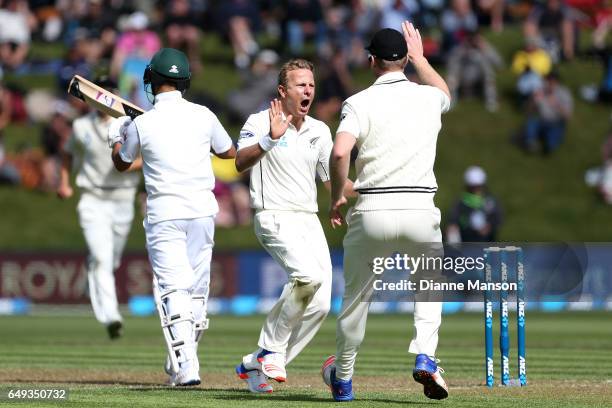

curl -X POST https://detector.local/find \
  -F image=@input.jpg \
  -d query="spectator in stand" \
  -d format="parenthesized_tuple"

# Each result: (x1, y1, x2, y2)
(110, 11, 161, 109)
(524, 0, 576, 62)
(28, 1, 62, 42)
(214, 0, 261, 69)
(321, 1, 355, 58)
(0, 78, 10, 134)
(315, 45, 354, 122)
(39, 101, 73, 192)
(0, 77, 19, 185)
(416, 0, 445, 31)
(75, 0, 119, 63)
(161, 0, 204, 73)
(56, 0, 89, 45)
(380, 0, 420, 31)
(440, 0, 479, 56)
(227, 49, 279, 124)
(0, 0, 36, 70)
(446, 166, 502, 243)
(472, 0, 505, 32)
(512, 36, 552, 102)
(57, 33, 93, 92)
(522, 70, 573, 154)
(581, 8, 612, 103)
(282, 0, 328, 57)
(350, 1, 384, 42)
(446, 29, 503, 111)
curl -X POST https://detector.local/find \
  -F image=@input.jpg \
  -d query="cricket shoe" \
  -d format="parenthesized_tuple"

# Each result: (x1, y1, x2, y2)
(106, 321, 122, 340)
(242, 349, 262, 371)
(321, 355, 353, 402)
(412, 354, 448, 400)
(257, 349, 286, 382)
(235, 363, 273, 393)
(169, 359, 201, 387)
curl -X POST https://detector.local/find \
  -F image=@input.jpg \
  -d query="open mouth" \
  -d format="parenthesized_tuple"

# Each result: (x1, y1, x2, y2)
(300, 99, 310, 109)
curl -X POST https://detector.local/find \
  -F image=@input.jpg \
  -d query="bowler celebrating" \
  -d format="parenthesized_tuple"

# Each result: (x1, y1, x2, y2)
(234, 59, 354, 393)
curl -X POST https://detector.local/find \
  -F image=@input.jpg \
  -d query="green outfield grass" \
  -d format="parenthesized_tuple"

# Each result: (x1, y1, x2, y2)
(0, 312, 610, 407)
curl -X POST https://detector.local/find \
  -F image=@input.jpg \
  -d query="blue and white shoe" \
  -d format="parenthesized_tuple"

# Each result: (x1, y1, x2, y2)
(235, 363, 273, 393)
(321, 355, 353, 402)
(412, 354, 448, 400)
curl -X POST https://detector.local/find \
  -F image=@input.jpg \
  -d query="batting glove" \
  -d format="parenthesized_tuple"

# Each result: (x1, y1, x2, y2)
(108, 116, 132, 148)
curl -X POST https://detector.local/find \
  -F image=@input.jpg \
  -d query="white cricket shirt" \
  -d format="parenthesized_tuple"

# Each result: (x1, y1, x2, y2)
(120, 91, 233, 224)
(67, 112, 139, 200)
(238, 110, 333, 212)
(337, 71, 450, 210)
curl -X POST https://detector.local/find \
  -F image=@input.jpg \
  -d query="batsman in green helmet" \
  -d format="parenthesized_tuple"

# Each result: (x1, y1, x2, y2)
(142, 47, 192, 103)
(109, 47, 237, 386)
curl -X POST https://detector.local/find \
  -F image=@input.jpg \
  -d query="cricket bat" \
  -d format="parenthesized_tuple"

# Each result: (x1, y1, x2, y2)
(67, 75, 144, 119)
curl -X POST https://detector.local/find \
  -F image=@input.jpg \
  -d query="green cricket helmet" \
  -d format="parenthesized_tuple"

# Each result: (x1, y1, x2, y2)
(143, 48, 191, 93)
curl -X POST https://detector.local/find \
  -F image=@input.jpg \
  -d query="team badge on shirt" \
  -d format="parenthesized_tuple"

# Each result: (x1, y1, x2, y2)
(239, 130, 255, 140)
(309, 137, 319, 149)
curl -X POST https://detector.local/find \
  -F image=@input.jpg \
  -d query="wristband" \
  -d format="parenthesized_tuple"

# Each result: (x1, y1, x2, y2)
(258, 134, 279, 151)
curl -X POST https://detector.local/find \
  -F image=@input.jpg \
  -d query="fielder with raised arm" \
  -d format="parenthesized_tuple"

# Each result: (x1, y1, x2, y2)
(234, 59, 354, 394)
(57, 77, 142, 340)
(109, 48, 236, 386)
(322, 23, 451, 401)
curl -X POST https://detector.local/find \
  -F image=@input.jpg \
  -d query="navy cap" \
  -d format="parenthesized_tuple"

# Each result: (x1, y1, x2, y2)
(365, 28, 408, 61)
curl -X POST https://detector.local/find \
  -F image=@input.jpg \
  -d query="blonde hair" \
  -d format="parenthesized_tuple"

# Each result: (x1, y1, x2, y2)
(278, 58, 315, 88)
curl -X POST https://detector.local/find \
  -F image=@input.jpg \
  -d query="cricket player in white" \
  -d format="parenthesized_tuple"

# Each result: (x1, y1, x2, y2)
(234, 59, 354, 394)
(57, 77, 141, 340)
(109, 48, 236, 386)
(322, 23, 451, 401)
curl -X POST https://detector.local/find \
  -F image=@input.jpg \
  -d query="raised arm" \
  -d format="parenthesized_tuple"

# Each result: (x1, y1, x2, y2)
(402, 21, 451, 100)
(235, 99, 291, 172)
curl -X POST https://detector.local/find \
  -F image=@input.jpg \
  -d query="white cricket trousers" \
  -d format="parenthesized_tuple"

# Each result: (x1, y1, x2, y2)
(255, 210, 332, 363)
(145, 216, 214, 362)
(77, 192, 135, 325)
(335, 207, 443, 381)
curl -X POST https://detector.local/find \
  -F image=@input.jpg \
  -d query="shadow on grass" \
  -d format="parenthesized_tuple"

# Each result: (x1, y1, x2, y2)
(129, 388, 437, 404)
(6, 380, 162, 387)
(210, 391, 435, 405)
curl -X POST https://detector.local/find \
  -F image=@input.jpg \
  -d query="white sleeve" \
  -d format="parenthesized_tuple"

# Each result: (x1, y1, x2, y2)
(336, 102, 360, 139)
(119, 121, 140, 163)
(210, 113, 234, 154)
(316, 126, 333, 182)
(432, 87, 451, 114)
(237, 114, 264, 150)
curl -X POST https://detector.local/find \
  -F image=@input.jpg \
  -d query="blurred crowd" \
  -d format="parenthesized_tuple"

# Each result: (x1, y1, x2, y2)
(0, 0, 611, 228)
